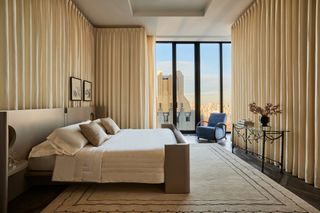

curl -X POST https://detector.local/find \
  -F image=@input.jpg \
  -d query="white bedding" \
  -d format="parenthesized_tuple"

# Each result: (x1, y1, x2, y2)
(52, 128, 177, 183)
(29, 140, 62, 158)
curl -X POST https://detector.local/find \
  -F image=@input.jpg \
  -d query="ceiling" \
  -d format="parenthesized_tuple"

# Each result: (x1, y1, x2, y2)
(73, 0, 253, 41)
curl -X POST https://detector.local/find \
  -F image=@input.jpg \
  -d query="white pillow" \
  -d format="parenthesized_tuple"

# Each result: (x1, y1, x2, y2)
(29, 140, 63, 158)
(47, 120, 90, 156)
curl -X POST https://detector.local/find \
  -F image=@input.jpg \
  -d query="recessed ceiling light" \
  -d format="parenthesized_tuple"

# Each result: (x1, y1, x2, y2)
(129, 0, 212, 17)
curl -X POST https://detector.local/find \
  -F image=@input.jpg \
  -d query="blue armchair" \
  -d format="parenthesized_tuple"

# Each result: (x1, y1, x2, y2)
(196, 113, 227, 141)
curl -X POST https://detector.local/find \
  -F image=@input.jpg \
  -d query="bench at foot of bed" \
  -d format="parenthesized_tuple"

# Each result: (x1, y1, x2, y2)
(165, 144, 190, 193)
(162, 124, 190, 194)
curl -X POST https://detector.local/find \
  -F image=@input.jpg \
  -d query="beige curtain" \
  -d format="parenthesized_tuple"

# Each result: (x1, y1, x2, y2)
(0, 0, 95, 110)
(95, 28, 149, 129)
(147, 36, 156, 128)
(232, 0, 320, 188)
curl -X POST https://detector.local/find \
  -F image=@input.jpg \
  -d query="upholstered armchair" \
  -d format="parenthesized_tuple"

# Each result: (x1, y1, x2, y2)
(196, 113, 227, 141)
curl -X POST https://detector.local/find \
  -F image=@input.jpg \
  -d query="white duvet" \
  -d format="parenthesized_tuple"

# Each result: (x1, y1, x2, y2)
(51, 128, 177, 183)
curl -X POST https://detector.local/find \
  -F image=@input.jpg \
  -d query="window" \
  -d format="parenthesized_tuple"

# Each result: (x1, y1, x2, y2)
(156, 43, 173, 127)
(185, 112, 191, 122)
(156, 42, 232, 132)
(200, 43, 220, 122)
(163, 112, 169, 122)
(176, 44, 195, 131)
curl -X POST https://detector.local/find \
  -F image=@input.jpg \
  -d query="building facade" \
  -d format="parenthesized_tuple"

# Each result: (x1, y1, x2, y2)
(156, 70, 195, 130)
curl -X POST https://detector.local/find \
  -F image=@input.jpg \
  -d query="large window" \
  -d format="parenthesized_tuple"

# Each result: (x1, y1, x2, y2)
(176, 44, 195, 131)
(156, 43, 173, 127)
(156, 42, 232, 132)
(200, 44, 220, 122)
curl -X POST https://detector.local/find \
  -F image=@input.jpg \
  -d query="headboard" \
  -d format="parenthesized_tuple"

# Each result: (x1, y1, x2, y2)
(65, 107, 95, 125)
(95, 106, 106, 119)
(0, 108, 65, 212)
(0, 106, 97, 212)
(1, 106, 96, 161)
(7, 108, 65, 160)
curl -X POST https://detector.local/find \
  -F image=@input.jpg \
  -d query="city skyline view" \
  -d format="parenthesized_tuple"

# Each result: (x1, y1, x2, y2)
(156, 43, 232, 105)
(155, 43, 232, 131)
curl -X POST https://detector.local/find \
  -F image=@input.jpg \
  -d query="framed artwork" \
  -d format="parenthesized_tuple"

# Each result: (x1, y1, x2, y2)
(70, 77, 82, 101)
(83, 80, 92, 101)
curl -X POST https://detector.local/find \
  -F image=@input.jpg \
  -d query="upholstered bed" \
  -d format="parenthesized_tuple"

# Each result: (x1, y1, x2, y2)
(0, 107, 189, 211)
(28, 155, 56, 171)
(29, 128, 177, 184)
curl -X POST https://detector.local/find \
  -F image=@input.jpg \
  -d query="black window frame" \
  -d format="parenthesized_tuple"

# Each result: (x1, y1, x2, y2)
(156, 41, 231, 134)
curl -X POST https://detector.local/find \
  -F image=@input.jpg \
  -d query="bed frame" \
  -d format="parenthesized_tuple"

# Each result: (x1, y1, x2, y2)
(0, 107, 190, 212)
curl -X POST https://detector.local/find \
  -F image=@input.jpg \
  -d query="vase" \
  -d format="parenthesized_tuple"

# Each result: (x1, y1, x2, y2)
(260, 116, 270, 127)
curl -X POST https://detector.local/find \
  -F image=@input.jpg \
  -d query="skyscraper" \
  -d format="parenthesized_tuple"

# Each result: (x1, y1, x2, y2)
(157, 70, 195, 130)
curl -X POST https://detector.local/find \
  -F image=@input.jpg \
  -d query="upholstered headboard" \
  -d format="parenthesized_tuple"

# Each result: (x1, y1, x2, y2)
(3, 107, 96, 161)
(7, 108, 65, 160)
(95, 106, 106, 119)
(0, 107, 97, 211)
(65, 107, 95, 125)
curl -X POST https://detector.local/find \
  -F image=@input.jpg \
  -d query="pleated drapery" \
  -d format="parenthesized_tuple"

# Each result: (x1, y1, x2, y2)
(95, 28, 150, 129)
(232, 0, 320, 188)
(147, 36, 156, 129)
(0, 0, 95, 110)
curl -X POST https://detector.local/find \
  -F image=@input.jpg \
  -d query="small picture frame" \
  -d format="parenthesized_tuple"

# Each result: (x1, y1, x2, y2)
(83, 80, 92, 101)
(70, 77, 82, 101)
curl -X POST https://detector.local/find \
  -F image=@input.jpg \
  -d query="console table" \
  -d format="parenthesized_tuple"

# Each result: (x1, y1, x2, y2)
(231, 122, 289, 173)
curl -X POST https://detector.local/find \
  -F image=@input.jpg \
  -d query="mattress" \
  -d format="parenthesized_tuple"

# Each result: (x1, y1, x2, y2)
(28, 155, 56, 171)
(53, 128, 177, 183)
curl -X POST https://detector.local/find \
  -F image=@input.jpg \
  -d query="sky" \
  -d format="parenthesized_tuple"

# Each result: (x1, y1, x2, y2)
(156, 43, 232, 105)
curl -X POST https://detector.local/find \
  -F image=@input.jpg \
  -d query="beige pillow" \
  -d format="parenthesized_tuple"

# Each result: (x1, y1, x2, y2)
(80, 122, 111, 146)
(173, 128, 188, 144)
(100, 117, 120, 135)
(93, 119, 106, 131)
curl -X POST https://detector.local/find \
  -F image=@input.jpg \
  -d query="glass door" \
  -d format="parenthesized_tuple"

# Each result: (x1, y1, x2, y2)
(200, 44, 220, 122)
(156, 42, 232, 133)
(156, 43, 173, 128)
(176, 44, 196, 131)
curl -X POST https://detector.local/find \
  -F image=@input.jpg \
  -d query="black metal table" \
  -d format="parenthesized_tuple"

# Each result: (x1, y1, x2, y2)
(231, 123, 289, 173)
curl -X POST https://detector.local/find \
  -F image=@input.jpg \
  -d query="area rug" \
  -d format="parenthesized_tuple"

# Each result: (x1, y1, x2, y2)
(42, 144, 319, 213)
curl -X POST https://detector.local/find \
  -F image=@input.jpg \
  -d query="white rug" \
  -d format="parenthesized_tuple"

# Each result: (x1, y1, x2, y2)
(42, 144, 319, 213)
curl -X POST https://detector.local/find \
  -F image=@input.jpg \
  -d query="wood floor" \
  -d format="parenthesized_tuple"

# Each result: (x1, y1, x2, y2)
(8, 134, 320, 213)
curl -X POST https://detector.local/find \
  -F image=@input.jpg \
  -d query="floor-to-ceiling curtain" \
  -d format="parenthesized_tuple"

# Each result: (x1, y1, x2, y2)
(147, 36, 156, 128)
(0, 0, 95, 110)
(95, 28, 149, 129)
(232, 0, 320, 188)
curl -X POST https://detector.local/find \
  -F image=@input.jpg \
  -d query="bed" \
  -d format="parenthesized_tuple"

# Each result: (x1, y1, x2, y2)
(0, 106, 189, 211)
(29, 128, 178, 184)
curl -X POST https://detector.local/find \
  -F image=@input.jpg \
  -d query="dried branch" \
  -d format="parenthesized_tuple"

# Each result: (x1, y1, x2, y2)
(249, 102, 282, 116)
